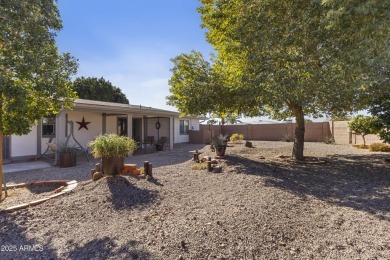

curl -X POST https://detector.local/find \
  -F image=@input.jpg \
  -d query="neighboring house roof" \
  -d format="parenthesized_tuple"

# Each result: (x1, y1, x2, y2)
(72, 99, 180, 117)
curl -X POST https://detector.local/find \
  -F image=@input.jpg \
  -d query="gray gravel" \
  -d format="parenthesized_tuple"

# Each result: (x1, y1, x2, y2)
(0, 141, 389, 259)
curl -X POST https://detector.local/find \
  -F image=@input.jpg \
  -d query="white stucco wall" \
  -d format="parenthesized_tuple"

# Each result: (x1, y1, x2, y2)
(11, 126, 37, 157)
(60, 110, 103, 149)
(105, 116, 117, 135)
(174, 118, 199, 143)
(146, 117, 170, 143)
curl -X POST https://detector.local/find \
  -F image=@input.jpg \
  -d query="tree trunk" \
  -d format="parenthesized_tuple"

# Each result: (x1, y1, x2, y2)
(292, 106, 305, 160)
(0, 132, 3, 199)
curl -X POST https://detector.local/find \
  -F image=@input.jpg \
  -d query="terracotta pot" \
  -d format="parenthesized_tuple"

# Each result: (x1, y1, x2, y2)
(59, 152, 76, 168)
(155, 144, 164, 151)
(215, 145, 226, 157)
(102, 157, 124, 175)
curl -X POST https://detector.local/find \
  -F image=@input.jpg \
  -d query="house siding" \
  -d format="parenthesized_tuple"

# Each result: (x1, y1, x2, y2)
(11, 126, 37, 158)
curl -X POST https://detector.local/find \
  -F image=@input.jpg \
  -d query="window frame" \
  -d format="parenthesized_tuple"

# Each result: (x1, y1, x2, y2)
(179, 120, 189, 135)
(42, 116, 56, 138)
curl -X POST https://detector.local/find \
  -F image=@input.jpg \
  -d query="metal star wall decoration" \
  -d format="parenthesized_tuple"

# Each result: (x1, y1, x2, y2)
(76, 117, 91, 130)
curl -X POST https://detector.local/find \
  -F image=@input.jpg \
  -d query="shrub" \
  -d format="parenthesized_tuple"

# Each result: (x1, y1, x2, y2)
(230, 133, 244, 144)
(348, 115, 382, 146)
(369, 143, 390, 152)
(88, 134, 137, 158)
(323, 135, 335, 144)
(281, 133, 294, 142)
(378, 130, 390, 144)
(210, 134, 228, 147)
(191, 162, 208, 170)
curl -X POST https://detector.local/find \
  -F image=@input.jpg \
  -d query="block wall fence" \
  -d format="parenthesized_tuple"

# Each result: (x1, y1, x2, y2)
(188, 121, 381, 145)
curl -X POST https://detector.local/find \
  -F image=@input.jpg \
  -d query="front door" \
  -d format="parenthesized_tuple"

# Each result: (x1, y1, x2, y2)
(132, 118, 142, 144)
(117, 118, 128, 136)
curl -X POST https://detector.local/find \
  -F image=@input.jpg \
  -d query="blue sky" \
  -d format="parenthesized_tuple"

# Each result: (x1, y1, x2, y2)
(56, 0, 213, 111)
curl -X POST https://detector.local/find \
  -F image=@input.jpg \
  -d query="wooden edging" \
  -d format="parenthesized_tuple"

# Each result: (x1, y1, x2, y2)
(1, 180, 78, 213)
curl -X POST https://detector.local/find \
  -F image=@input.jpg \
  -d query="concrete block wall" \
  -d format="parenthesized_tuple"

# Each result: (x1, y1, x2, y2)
(189, 121, 381, 145)
(330, 121, 381, 145)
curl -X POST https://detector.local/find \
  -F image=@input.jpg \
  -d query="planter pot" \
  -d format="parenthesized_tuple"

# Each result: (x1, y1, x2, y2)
(59, 152, 76, 168)
(155, 144, 164, 151)
(215, 145, 227, 157)
(102, 157, 124, 176)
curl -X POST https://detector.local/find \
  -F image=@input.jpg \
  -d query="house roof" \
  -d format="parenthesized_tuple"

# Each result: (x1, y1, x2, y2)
(72, 99, 180, 117)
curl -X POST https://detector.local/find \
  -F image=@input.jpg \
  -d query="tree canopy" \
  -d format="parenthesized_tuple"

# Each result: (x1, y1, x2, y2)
(73, 77, 129, 104)
(167, 51, 238, 125)
(348, 115, 382, 146)
(369, 92, 390, 143)
(195, 0, 389, 159)
(0, 0, 78, 198)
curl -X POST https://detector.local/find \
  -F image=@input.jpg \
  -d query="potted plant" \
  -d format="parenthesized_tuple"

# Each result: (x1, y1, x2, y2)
(88, 134, 137, 176)
(155, 137, 167, 151)
(58, 145, 77, 168)
(211, 134, 228, 157)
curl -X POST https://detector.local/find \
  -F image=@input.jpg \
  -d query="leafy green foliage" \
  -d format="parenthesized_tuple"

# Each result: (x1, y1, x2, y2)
(230, 133, 244, 144)
(167, 51, 239, 123)
(210, 134, 228, 147)
(73, 77, 129, 104)
(323, 135, 335, 144)
(0, 0, 78, 197)
(369, 93, 390, 143)
(348, 116, 382, 146)
(196, 0, 389, 159)
(0, 1, 78, 136)
(88, 134, 137, 158)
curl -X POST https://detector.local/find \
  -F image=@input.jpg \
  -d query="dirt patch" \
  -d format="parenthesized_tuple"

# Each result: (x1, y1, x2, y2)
(1, 183, 63, 209)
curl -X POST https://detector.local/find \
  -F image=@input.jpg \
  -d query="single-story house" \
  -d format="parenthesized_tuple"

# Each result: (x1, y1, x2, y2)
(3, 99, 199, 162)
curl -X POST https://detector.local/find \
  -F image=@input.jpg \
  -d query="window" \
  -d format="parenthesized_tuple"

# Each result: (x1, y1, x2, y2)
(179, 120, 189, 135)
(42, 117, 55, 138)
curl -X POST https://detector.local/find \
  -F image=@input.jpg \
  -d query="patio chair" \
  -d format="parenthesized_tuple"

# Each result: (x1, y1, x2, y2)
(160, 136, 169, 151)
(144, 136, 155, 152)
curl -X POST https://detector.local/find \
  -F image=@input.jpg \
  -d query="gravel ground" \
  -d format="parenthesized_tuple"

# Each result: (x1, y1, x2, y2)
(0, 141, 389, 259)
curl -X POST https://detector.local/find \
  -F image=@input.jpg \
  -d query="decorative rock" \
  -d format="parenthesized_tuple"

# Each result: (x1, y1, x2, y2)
(93, 172, 103, 181)
(122, 164, 137, 174)
(212, 166, 223, 173)
(245, 141, 252, 148)
(202, 156, 211, 162)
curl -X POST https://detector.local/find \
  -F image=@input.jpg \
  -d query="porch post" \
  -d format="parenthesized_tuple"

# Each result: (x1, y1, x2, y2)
(169, 117, 174, 151)
(102, 113, 106, 134)
(127, 114, 133, 138)
(37, 119, 42, 157)
(142, 116, 147, 149)
(55, 113, 61, 165)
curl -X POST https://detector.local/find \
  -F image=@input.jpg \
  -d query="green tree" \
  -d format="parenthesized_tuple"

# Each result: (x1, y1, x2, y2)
(369, 92, 390, 143)
(0, 0, 78, 198)
(167, 51, 244, 126)
(348, 116, 382, 146)
(73, 77, 129, 104)
(198, 0, 389, 160)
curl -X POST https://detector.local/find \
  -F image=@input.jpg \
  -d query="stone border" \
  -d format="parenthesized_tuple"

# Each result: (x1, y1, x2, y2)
(1, 180, 78, 212)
